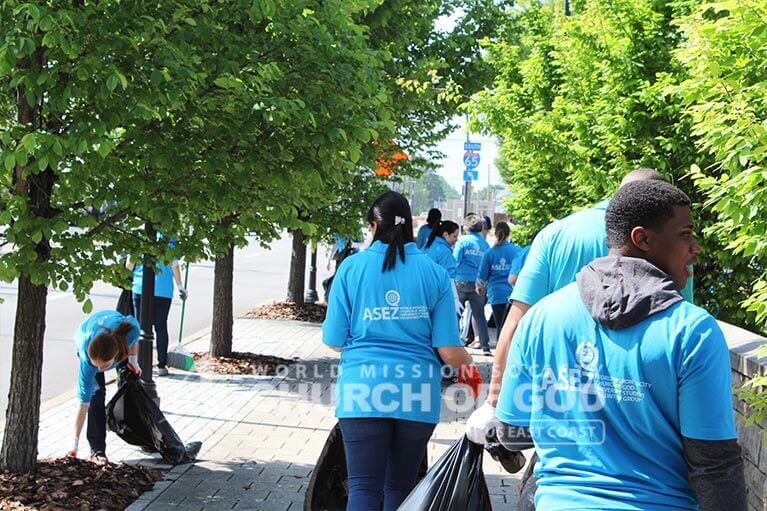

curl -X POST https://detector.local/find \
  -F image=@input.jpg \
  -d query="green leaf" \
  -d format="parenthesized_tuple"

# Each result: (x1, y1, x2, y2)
(4, 153, 15, 171)
(82, 298, 93, 314)
(107, 74, 119, 92)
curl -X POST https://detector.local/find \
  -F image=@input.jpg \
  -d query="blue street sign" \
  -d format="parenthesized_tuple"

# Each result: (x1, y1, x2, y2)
(463, 169, 479, 181)
(464, 141, 481, 151)
(463, 151, 480, 169)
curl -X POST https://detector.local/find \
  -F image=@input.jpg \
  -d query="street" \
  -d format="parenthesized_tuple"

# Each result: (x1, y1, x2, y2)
(0, 234, 333, 413)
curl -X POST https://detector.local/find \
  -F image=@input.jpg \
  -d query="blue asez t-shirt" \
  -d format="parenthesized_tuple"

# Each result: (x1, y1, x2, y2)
(496, 283, 736, 511)
(322, 241, 462, 424)
(453, 232, 490, 282)
(75, 310, 140, 403)
(510, 201, 609, 307)
(477, 241, 520, 305)
(426, 236, 457, 279)
(416, 225, 431, 250)
(132, 262, 175, 299)
(510, 245, 530, 277)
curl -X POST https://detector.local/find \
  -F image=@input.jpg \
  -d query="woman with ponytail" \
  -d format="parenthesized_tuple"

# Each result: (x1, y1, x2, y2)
(322, 191, 474, 511)
(477, 222, 520, 340)
(416, 208, 441, 249)
(425, 220, 460, 279)
(67, 310, 141, 462)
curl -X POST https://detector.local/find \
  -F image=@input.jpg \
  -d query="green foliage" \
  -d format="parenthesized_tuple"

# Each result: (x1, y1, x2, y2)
(672, 0, 767, 425)
(468, 0, 759, 329)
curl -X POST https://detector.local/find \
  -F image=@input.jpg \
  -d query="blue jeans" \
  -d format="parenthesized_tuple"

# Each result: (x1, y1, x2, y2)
(339, 418, 435, 511)
(456, 280, 490, 348)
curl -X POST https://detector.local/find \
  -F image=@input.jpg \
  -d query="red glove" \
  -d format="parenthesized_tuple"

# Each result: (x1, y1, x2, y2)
(457, 364, 483, 399)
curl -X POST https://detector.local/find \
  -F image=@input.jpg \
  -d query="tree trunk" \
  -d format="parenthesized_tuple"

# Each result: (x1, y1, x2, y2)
(1, 278, 48, 472)
(210, 243, 235, 357)
(1, 47, 54, 473)
(287, 229, 306, 303)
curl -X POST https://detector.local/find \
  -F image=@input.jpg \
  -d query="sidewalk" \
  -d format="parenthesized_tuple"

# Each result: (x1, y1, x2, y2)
(33, 318, 526, 510)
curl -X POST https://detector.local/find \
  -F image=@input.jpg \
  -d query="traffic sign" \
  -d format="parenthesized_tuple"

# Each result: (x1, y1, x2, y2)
(464, 141, 481, 151)
(463, 169, 479, 181)
(463, 151, 480, 169)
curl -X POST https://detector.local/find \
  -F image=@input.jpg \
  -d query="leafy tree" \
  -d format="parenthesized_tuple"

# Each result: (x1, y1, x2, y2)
(672, 0, 767, 422)
(468, 0, 758, 328)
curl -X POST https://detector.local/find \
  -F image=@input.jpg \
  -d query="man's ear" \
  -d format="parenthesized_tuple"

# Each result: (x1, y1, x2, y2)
(629, 226, 651, 252)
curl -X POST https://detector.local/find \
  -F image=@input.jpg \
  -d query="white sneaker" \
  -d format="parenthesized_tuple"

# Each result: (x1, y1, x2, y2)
(158, 367, 169, 376)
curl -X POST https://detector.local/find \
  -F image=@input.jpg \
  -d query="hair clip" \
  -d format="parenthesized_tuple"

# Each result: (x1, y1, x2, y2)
(394, 216, 405, 226)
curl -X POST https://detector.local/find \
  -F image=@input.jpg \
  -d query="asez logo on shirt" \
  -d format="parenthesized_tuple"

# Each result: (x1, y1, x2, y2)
(491, 257, 510, 271)
(465, 248, 483, 257)
(576, 341, 599, 371)
(363, 289, 401, 321)
(385, 290, 400, 307)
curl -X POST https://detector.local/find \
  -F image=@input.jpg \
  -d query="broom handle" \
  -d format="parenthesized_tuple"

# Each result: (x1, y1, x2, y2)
(178, 263, 190, 346)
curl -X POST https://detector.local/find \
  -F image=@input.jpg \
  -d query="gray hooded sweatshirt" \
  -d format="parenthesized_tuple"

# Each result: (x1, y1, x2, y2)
(574, 255, 745, 511)
(576, 255, 682, 330)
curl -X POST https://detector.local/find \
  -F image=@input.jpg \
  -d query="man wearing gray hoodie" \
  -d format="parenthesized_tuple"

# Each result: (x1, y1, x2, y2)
(494, 180, 745, 510)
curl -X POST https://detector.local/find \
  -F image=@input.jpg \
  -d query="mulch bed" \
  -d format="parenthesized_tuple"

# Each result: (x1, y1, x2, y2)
(245, 301, 326, 323)
(193, 352, 294, 376)
(0, 457, 162, 510)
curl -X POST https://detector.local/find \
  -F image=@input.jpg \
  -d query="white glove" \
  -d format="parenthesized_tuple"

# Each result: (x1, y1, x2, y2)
(466, 402, 496, 445)
(178, 285, 188, 301)
(66, 437, 79, 458)
(127, 355, 142, 377)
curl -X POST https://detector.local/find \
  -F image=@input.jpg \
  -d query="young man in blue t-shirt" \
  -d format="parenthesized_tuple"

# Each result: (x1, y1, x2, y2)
(493, 180, 745, 511)
(454, 213, 492, 354)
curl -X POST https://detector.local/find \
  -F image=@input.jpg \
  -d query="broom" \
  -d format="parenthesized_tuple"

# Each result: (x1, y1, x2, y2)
(167, 264, 196, 371)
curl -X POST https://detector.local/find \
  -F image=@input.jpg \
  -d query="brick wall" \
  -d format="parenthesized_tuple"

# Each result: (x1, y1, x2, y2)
(721, 321, 767, 511)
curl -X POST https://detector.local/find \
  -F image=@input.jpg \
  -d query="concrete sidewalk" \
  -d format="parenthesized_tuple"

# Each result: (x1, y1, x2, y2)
(32, 318, 525, 511)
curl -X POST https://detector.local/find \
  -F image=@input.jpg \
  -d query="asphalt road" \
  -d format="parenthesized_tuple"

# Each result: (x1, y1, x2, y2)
(0, 234, 334, 413)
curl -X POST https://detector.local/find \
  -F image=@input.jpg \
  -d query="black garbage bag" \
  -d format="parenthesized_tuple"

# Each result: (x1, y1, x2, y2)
(107, 366, 198, 464)
(398, 435, 492, 511)
(116, 288, 134, 316)
(304, 423, 347, 511)
(304, 423, 429, 511)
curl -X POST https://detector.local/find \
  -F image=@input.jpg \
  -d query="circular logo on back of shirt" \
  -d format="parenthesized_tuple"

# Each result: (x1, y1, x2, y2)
(500, 258, 507, 266)
(385, 290, 400, 307)
(575, 341, 599, 371)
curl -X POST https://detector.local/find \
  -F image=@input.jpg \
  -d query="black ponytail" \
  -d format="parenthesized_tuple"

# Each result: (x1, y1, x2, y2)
(426, 208, 441, 229)
(426, 220, 460, 249)
(367, 191, 415, 272)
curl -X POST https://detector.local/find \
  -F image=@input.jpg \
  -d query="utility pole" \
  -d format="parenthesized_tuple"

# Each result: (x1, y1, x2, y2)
(463, 122, 471, 219)
(304, 248, 319, 304)
(139, 222, 159, 405)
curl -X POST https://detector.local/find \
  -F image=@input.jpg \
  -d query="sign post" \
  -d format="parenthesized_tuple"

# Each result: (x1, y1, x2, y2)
(462, 141, 481, 217)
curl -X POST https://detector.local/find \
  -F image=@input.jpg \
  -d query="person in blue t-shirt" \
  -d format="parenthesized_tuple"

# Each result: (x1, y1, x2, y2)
(425, 220, 463, 315)
(67, 310, 141, 462)
(127, 255, 187, 376)
(323, 191, 472, 511)
(454, 213, 492, 354)
(507, 244, 530, 289)
(493, 180, 745, 511)
(416, 208, 441, 249)
(477, 222, 520, 339)
(467, 168, 668, 445)
(424, 220, 460, 279)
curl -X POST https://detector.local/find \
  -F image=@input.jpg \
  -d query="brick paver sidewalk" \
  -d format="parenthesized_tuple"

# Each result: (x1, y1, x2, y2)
(31, 318, 527, 510)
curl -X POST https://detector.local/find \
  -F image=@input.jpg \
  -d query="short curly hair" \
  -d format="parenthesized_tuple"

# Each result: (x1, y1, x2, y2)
(605, 181, 691, 248)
